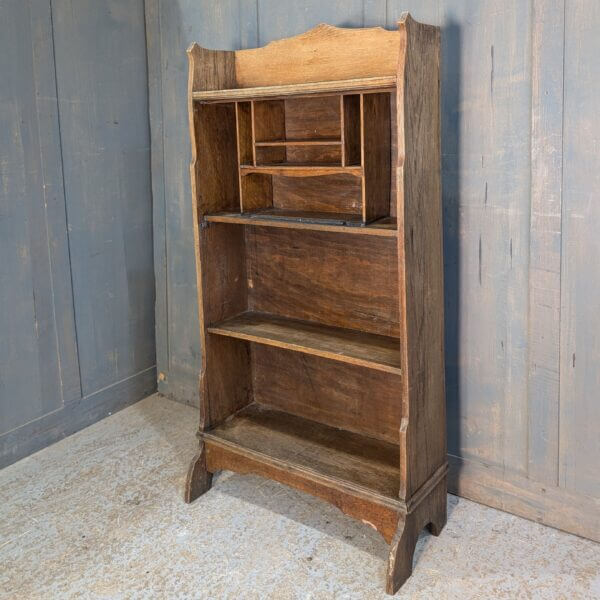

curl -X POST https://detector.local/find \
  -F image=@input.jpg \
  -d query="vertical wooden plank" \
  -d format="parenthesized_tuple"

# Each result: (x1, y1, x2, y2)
(30, 0, 82, 404)
(560, 0, 600, 497)
(396, 14, 445, 498)
(437, 0, 532, 477)
(51, 0, 155, 396)
(0, 0, 62, 432)
(528, 0, 564, 485)
(145, 0, 169, 391)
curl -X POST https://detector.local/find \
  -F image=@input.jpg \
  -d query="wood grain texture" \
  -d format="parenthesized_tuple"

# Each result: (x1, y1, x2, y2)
(252, 345, 401, 443)
(396, 13, 445, 499)
(0, 0, 64, 436)
(246, 226, 400, 337)
(240, 165, 362, 177)
(284, 96, 341, 140)
(204, 403, 401, 499)
(53, 0, 155, 397)
(560, 0, 600, 498)
(149, 0, 600, 545)
(208, 312, 401, 374)
(448, 454, 600, 543)
(235, 24, 400, 87)
(194, 103, 240, 214)
(204, 434, 401, 544)
(197, 224, 251, 429)
(271, 174, 362, 214)
(528, 0, 564, 486)
(204, 211, 396, 236)
(343, 95, 362, 166)
(193, 76, 396, 101)
(1, 0, 155, 468)
(362, 92, 392, 221)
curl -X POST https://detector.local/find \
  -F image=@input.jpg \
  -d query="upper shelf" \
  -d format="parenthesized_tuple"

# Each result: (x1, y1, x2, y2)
(192, 76, 396, 103)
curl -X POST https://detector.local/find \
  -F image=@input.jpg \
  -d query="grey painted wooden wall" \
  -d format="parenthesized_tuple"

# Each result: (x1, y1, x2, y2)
(0, 0, 156, 468)
(146, 0, 600, 541)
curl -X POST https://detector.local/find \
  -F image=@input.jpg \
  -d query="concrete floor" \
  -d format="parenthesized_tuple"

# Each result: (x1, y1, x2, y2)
(1, 394, 598, 599)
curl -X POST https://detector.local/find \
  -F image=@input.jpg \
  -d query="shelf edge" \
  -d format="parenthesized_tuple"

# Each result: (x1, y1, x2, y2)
(193, 75, 397, 102)
(207, 322, 402, 376)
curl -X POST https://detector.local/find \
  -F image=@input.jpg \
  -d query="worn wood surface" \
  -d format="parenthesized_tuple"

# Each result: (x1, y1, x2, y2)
(186, 21, 446, 595)
(204, 428, 401, 544)
(1, 0, 155, 468)
(206, 403, 401, 499)
(204, 210, 396, 236)
(271, 174, 362, 214)
(396, 14, 445, 500)
(362, 92, 391, 221)
(252, 345, 401, 443)
(193, 76, 396, 102)
(246, 227, 399, 337)
(208, 312, 402, 374)
(148, 0, 600, 543)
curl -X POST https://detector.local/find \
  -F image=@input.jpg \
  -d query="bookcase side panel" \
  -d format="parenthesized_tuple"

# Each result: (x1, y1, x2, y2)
(188, 47, 251, 431)
(396, 16, 445, 500)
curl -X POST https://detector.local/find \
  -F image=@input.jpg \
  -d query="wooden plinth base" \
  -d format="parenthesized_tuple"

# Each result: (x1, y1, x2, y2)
(185, 443, 447, 595)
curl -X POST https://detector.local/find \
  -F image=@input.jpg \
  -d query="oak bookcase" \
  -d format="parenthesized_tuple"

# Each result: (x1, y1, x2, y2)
(184, 14, 446, 594)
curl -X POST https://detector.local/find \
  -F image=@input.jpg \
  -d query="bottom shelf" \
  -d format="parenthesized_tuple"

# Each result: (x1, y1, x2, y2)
(203, 403, 400, 501)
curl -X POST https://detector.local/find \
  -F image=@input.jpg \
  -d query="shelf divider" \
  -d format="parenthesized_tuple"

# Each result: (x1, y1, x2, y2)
(240, 164, 362, 177)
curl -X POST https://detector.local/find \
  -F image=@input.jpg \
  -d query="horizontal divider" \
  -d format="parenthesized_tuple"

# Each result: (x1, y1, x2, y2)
(240, 164, 363, 177)
(204, 210, 397, 236)
(192, 76, 396, 102)
(254, 138, 342, 147)
(207, 311, 402, 375)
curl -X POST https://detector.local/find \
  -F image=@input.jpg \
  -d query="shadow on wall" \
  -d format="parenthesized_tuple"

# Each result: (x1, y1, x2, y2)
(441, 19, 461, 477)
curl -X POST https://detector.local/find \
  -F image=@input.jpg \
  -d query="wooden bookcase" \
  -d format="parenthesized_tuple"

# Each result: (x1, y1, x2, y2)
(184, 14, 446, 594)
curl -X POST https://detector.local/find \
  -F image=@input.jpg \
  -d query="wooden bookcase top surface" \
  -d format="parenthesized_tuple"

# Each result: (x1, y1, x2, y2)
(192, 76, 396, 102)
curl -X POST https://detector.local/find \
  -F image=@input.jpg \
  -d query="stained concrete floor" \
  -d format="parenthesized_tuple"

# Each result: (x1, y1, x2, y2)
(1, 394, 598, 599)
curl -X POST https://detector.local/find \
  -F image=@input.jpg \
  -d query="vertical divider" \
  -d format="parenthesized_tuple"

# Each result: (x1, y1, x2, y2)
(340, 95, 346, 166)
(235, 102, 244, 212)
(360, 93, 367, 222)
(235, 101, 254, 212)
(362, 93, 391, 223)
(250, 101, 257, 166)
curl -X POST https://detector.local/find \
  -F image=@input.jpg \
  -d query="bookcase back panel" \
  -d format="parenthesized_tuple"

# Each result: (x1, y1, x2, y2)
(233, 24, 400, 88)
(200, 224, 248, 325)
(252, 344, 401, 445)
(194, 103, 239, 214)
(284, 96, 341, 140)
(253, 100, 285, 143)
(245, 226, 400, 337)
(272, 174, 361, 214)
(283, 145, 341, 165)
(205, 336, 253, 427)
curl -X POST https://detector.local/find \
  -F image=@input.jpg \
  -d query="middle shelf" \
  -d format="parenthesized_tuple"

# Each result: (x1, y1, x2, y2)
(208, 312, 402, 375)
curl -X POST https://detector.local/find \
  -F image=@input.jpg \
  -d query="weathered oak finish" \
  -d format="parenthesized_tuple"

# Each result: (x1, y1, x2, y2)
(185, 16, 444, 594)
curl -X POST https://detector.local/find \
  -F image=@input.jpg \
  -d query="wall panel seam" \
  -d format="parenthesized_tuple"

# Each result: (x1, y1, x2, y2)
(47, 0, 83, 400)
